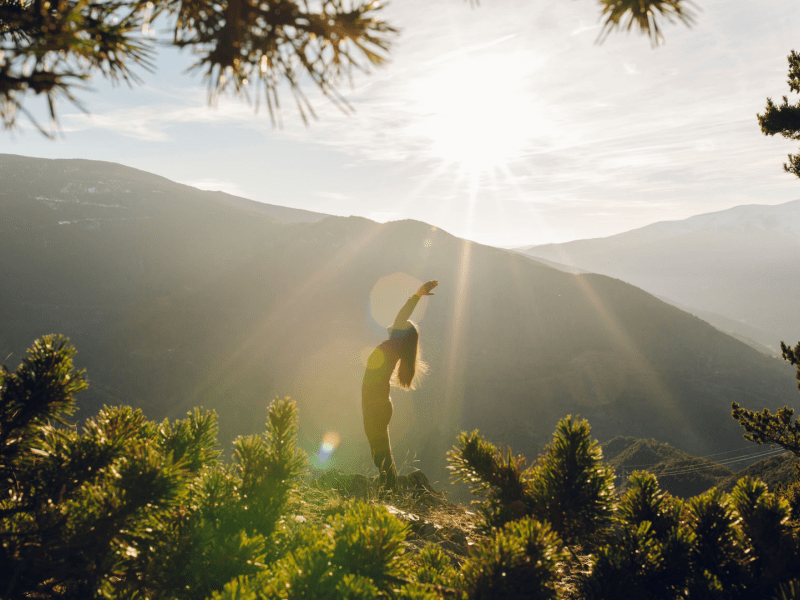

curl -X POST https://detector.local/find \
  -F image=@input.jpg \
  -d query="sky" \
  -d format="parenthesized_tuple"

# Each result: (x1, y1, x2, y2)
(3, 0, 800, 247)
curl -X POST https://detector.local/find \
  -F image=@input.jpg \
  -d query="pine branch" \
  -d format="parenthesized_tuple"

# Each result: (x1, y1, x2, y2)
(596, 0, 698, 47)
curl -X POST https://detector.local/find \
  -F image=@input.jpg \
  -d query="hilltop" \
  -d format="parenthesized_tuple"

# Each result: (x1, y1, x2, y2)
(602, 436, 797, 498)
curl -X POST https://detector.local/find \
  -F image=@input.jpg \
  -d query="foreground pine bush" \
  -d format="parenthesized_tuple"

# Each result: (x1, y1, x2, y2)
(0, 335, 307, 599)
(449, 425, 800, 599)
(3, 336, 800, 599)
(448, 415, 615, 547)
(459, 517, 564, 600)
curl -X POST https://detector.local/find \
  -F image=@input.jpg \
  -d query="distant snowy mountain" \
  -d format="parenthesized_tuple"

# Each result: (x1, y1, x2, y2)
(620, 201, 800, 240)
(518, 199, 800, 351)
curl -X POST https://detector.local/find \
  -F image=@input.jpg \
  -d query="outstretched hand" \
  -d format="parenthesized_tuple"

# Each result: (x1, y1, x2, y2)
(416, 280, 438, 296)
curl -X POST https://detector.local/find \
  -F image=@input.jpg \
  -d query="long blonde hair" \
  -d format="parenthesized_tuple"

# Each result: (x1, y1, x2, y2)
(389, 321, 428, 390)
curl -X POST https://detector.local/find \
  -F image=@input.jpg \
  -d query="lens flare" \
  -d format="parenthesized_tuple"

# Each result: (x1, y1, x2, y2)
(317, 431, 341, 463)
(358, 346, 373, 367)
(352, 346, 375, 377)
(369, 272, 428, 328)
(366, 347, 385, 370)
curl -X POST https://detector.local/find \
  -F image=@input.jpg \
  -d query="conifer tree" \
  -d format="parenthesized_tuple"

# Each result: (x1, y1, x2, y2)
(211, 501, 413, 599)
(459, 517, 564, 600)
(0, 336, 309, 599)
(579, 475, 799, 599)
(448, 415, 614, 547)
(0, 0, 397, 134)
(732, 341, 800, 456)
(1, 337, 448, 599)
(596, 0, 696, 46)
(1, 335, 194, 598)
(581, 471, 693, 600)
(531, 416, 615, 546)
(759, 52, 800, 177)
(140, 397, 308, 600)
(450, 414, 800, 599)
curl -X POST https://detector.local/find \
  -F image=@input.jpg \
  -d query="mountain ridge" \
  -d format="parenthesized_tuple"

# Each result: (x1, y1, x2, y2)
(519, 199, 800, 251)
(601, 436, 797, 498)
(0, 153, 330, 226)
(517, 199, 800, 350)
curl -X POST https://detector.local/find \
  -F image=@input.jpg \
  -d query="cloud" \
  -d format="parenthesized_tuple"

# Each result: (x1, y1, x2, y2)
(179, 178, 249, 197)
(624, 62, 640, 75)
(61, 98, 258, 141)
(314, 191, 350, 201)
(365, 210, 403, 222)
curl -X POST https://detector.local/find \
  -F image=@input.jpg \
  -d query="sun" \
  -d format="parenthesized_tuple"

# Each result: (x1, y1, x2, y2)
(405, 48, 552, 177)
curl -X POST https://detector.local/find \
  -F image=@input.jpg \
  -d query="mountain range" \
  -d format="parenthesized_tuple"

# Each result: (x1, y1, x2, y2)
(517, 200, 800, 353)
(601, 436, 795, 498)
(1, 154, 797, 485)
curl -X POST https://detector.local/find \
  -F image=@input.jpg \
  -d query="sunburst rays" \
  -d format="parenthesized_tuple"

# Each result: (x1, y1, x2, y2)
(188, 221, 387, 401)
(570, 272, 688, 428)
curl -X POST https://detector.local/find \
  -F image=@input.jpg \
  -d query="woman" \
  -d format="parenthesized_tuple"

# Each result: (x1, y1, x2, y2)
(362, 279, 438, 491)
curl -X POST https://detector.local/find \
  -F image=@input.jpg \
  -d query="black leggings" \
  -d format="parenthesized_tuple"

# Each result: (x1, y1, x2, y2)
(363, 397, 397, 490)
(369, 432, 397, 490)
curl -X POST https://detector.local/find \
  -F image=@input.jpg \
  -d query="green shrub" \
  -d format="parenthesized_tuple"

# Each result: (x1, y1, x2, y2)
(5, 336, 800, 599)
(214, 501, 411, 599)
(0, 337, 305, 599)
(448, 415, 614, 547)
(531, 416, 615, 546)
(460, 517, 564, 600)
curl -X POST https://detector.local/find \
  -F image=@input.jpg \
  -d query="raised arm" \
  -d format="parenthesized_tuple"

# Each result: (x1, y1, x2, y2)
(392, 280, 438, 328)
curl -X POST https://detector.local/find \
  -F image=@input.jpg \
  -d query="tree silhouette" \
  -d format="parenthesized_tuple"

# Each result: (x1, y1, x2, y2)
(1, 0, 699, 136)
(732, 341, 800, 455)
(0, 0, 396, 135)
(758, 51, 800, 178)
(596, 0, 697, 46)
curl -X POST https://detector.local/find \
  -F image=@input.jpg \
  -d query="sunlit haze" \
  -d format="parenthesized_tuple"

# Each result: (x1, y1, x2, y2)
(3, 0, 800, 247)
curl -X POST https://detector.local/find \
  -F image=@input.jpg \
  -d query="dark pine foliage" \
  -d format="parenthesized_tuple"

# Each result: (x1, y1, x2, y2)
(759, 51, 800, 177)
(2, 0, 699, 135)
(4, 335, 800, 598)
(732, 340, 800, 456)
(448, 415, 615, 547)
